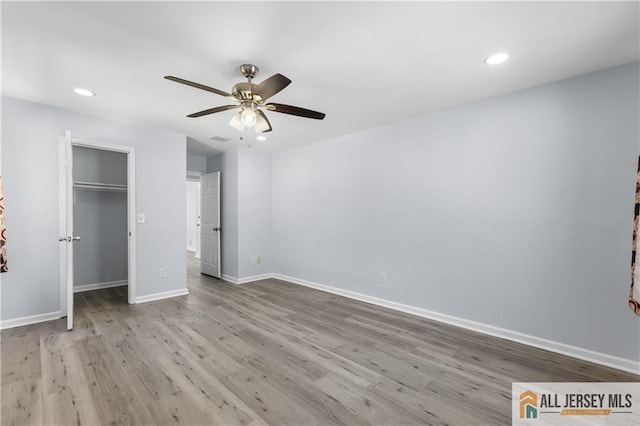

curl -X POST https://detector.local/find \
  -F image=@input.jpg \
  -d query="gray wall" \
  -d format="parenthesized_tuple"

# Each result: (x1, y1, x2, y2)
(73, 147, 128, 286)
(73, 191, 128, 286)
(206, 148, 272, 279)
(272, 62, 640, 362)
(238, 148, 272, 277)
(207, 150, 239, 277)
(74, 146, 127, 185)
(1, 97, 187, 320)
(187, 154, 207, 174)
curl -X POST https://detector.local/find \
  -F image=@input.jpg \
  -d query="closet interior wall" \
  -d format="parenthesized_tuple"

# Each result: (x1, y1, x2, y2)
(72, 146, 128, 290)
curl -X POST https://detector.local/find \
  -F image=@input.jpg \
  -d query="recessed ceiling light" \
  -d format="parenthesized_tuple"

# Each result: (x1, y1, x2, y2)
(74, 88, 95, 97)
(484, 52, 509, 65)
(256, 135, 267, 142)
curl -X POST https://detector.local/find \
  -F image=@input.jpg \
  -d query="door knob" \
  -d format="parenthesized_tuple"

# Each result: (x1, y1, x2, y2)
(72, 236, 81, 241)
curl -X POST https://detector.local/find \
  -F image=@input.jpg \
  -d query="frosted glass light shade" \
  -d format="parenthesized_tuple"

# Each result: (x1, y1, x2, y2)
(240, 108, 257, 127)
(229, 112, 244, 131)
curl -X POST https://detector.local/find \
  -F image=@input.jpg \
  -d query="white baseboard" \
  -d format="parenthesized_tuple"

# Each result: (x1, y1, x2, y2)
(135, 288, 190, 304)
(220, 274, 236, 283)
(0, 311, 62, 330)
(272, 273, 640, 375)
(221, 273, 273, 285)
(5, 272, 634, 374)
(74, 280, 127, 293)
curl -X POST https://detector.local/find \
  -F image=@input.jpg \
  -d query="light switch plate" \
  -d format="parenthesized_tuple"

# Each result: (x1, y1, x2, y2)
(137, 213, 146, 224)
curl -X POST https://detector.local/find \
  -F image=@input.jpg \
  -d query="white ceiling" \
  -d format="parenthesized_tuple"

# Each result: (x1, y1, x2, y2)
(2, 1, 638, 157)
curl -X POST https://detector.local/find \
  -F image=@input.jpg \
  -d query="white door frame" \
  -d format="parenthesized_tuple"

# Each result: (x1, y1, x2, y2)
(59, 132, 137, 326)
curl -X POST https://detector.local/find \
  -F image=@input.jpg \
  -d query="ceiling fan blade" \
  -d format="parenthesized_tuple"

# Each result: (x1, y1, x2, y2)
(164, 75, 231, 98)
(255, 110, 273, 133)
(253, 74, 291, 101)
(187, 104, 239, 118)
(265, 103, 326, 120)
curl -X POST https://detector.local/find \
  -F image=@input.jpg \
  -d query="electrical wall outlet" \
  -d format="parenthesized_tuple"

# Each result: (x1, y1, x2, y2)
(256, 256, 261, 264)
(251, 257, 257, 265)
(380, 272, 388, 284)
(352, 272, 360, 283)
(160, 267, 166, 278)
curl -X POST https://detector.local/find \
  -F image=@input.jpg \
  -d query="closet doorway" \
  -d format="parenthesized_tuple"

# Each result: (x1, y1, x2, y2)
(58, 132, 136, 330)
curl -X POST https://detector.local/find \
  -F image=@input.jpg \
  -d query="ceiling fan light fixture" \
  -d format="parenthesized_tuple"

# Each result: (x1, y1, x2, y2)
(254, 110, 272, 133)
(484, 52, 509, 65)
(256, 135, 267, 142)
(240, 107, 257, 127)
(229, 112, 244, 131)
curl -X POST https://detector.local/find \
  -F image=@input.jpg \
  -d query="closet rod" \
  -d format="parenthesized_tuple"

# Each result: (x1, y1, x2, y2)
(73, 181, 127, 192)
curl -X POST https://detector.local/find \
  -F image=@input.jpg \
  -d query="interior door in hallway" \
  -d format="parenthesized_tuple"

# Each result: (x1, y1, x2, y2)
(201, 171, 220, 278)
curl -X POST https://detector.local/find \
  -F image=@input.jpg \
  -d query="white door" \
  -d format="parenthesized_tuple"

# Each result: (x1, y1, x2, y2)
(58, 133, 77, 330)
(201, 172, 220, 277)
(195, 181, 201, 259)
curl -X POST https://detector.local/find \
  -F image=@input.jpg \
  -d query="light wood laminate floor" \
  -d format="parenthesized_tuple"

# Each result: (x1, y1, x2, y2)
(2, 253, 638, 425)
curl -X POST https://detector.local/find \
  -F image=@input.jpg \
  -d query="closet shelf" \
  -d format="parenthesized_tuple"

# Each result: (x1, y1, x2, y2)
(73, 181, 127, 192)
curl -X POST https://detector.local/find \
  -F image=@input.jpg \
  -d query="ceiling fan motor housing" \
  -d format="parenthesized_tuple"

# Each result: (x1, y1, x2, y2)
(232, 82, 258, 101)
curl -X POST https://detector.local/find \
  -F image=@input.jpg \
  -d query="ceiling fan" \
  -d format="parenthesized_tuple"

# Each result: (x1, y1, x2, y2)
(165, 64, 326, 133)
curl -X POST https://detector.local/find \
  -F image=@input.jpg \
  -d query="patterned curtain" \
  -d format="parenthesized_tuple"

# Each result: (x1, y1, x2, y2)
(629, 158, 640, 315)
(0, 176, 6, 273)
